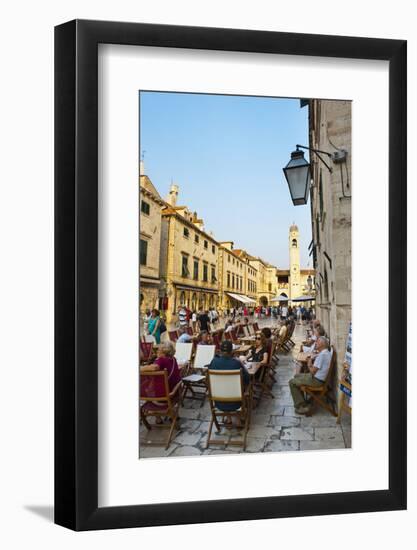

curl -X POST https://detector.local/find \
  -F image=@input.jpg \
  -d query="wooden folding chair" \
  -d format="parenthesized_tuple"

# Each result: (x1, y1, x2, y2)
(252, 322, 259, 332)
(286, 322, 296, 347)
(174, 342, 193, 375)
(168, 330, 179, 342)
(140, 341, 153, 363)
(253, 362, 275, 404)
(139, 370, 182, 449)
(212, 331, 221, 351)
(247, 324, 255, 336)
(206, 369, 251, 450)
(300, 347, 337, 417)
(181, 344, 216, 406)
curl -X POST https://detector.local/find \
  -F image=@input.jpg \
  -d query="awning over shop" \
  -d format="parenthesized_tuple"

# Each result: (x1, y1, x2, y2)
(291, 295, 316, 302)
(270, 294, 289, 302)
(174, 284, 218, 294)
(226, 292, 256, 304)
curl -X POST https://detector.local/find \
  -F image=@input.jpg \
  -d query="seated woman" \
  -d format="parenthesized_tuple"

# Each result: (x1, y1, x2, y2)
(239, 332, 269, 378)
(140, 340, 182, 393)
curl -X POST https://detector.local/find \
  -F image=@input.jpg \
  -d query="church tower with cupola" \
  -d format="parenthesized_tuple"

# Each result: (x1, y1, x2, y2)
(289, 223, 301, 303)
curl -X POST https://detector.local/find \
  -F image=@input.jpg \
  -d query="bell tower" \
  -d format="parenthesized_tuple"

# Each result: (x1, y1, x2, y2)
(289, 223, 300, 303)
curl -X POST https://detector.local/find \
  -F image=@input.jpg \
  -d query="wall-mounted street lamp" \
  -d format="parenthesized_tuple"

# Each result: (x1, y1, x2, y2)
(282, 144, 347, 206)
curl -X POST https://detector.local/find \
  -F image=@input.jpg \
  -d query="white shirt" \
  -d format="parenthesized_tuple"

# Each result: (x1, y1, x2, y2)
(178, 309, 187, 326)
(281, 306, 288, 317)
(313, 348, 332, 381)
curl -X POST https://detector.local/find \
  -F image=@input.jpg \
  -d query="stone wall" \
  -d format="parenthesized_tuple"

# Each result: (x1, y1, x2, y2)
(309, 99, 352, 402)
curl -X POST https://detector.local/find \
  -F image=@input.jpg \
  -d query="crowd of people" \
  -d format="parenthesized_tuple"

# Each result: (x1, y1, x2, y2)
(140, 306, 332, 422)
(141, 302, 315, 344)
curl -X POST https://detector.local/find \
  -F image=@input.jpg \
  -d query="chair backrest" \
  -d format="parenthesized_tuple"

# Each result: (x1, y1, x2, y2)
(143, 334, 155, 344)
(266, 340, 274, 363)
(207, 369, 243, 401)
(140, 370, 170, 401)
(168, 330, 179, 342)
(323, 346, 337, 387)
(248, 324, 255, 336)
(243, 325, 250, 337)
(253, 323, 259, 332)
(193, 344, 216, 370)
(174, 342, 193, 364)
(212, 332, 221, 350)
(140, 341, 153, 361)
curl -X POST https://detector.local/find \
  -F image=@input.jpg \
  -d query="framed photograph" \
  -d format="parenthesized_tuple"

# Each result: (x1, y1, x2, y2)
(55, 20, 406, 530)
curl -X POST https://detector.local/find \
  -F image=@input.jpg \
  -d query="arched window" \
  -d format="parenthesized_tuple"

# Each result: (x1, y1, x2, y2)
(180, 291, 186, 305)
(191, 293, 197, 311)
(292, 239, 297, 248)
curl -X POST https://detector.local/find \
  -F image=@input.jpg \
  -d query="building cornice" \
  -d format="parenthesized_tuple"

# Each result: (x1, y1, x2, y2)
(162, 208, 219, 245)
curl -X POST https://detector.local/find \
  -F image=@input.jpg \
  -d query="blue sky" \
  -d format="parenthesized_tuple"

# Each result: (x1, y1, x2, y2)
(140, 91, 312, 268)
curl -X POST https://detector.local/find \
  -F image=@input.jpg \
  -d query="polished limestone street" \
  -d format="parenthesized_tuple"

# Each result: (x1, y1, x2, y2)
(139, 321, 351, 458)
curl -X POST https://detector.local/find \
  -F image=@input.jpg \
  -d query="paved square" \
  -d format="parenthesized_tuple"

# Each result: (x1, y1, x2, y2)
(139, 323, 351, 458)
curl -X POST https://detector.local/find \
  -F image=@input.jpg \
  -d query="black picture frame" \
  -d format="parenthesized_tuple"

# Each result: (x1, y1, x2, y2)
(55, 19, 407, 531)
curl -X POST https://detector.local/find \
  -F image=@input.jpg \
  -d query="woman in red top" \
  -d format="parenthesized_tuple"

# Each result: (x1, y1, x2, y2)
(140, 341, 181, 394)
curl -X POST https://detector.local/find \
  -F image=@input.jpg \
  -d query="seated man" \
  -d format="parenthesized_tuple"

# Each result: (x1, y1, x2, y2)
(302, 325, 325, 353)
(209, 340, 250, 425)
(177, 326, 193, 343)
(303, 319, 321, 346)
(289, 336, 332, 415)
(198, 330, 213, 345)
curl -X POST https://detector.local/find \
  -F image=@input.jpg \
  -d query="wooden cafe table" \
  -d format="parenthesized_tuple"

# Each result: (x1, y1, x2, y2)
(232, 344, 252, 356)
(295, 351, 312, 365)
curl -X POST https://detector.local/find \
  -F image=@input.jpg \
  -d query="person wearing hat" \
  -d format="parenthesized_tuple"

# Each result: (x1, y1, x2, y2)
(208, 340, 250, 422)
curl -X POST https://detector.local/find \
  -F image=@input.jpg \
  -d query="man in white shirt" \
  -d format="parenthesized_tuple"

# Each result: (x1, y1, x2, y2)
(177, 307, 187, 328)
(281, 305, 288, 320)
(289, 336, 332, 414)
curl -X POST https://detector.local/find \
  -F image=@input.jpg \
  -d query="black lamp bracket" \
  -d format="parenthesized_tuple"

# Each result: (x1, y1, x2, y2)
(296, 144, 348, 174)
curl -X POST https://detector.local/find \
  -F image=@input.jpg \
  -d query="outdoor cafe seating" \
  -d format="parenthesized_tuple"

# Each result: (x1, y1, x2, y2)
(205, 368, 251, 451)
(181, 344, 216, 406)
(139, 370, 182, 450)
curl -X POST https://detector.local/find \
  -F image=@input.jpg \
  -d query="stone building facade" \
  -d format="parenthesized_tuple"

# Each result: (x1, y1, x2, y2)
(217, 243, 256, 310)
(159, 185, 219, 323)
(308, 99, 352, 392)
(139, 173, 316, 321)
(139, 168, 165, 313)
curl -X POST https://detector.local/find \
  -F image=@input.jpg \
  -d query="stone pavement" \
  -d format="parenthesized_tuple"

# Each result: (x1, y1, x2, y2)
(139, 321, 351, 458)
